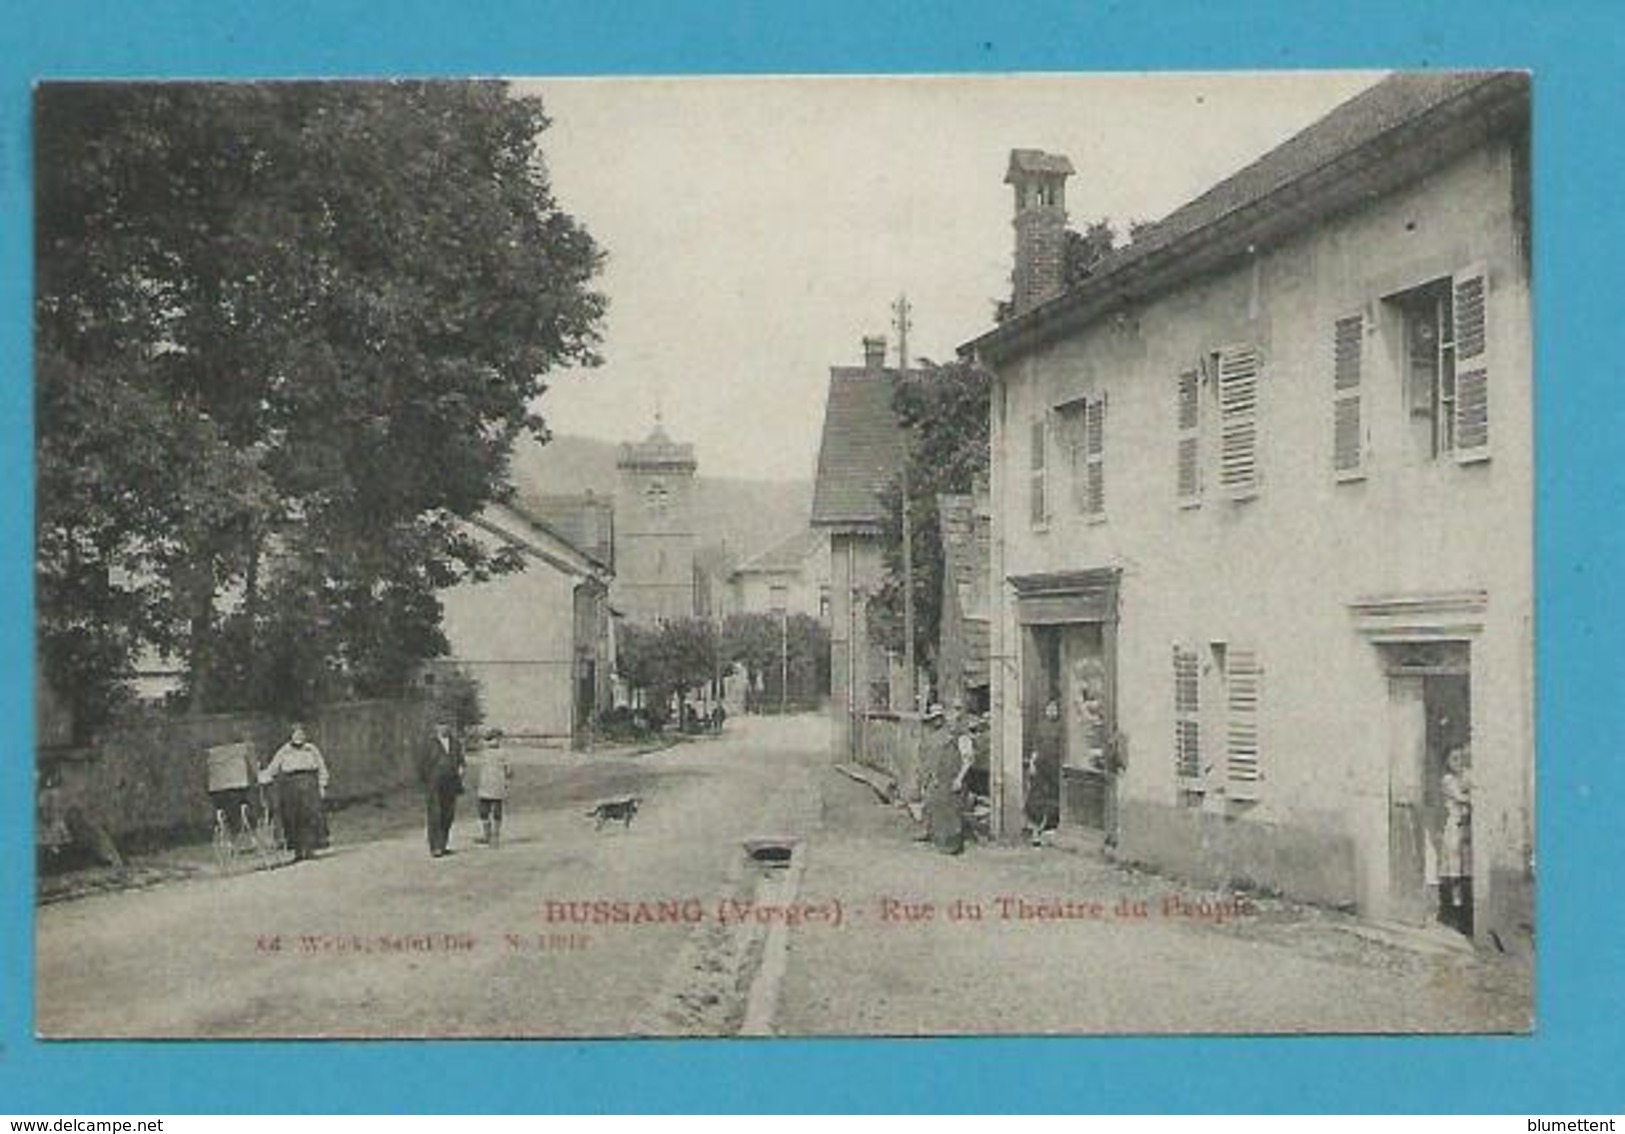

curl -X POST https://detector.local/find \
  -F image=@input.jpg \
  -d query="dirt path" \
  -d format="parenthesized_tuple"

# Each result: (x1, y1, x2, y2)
(773, 768, 1532, 1035)
(35, 715, 1530, 1037)
(35, 718, 822, 1038)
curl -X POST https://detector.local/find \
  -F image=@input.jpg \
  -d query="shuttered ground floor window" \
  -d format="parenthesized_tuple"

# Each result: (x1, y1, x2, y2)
(1170, 642, 1262, 807)
(1224, 646, 1263, 802)
(1173, 644, 1202, 806)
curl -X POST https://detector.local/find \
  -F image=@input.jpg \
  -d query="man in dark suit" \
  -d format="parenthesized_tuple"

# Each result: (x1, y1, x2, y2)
(418, 718, 465, 858)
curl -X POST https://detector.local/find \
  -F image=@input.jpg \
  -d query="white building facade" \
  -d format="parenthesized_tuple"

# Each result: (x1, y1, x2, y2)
(969, 74, 1533, 950)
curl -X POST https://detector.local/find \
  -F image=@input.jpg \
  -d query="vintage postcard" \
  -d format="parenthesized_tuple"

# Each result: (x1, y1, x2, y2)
(33, 72, 1533, 1038)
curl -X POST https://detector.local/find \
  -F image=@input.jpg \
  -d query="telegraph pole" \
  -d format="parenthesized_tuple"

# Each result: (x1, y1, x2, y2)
(893, 294, 917, 713)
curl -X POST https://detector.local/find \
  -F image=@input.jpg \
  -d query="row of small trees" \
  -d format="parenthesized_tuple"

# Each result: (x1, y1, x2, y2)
(614, 614, 831, 723)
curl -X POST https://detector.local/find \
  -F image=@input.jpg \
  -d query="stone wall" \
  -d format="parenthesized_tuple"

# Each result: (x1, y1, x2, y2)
(42, 699, 429, 843)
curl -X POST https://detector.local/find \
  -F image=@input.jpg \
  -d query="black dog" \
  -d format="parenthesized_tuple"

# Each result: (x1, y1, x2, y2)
(588, 796, 641, 831)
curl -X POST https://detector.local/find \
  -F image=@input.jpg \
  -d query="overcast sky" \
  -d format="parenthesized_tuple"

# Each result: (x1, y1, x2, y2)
(517, 73, 1380, 482)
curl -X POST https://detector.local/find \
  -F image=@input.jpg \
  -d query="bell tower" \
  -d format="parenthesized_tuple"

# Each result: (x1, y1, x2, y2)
(613, 414, 699, 625)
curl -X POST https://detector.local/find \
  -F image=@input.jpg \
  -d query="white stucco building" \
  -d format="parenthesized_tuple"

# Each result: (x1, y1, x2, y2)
(966, 74, 1533, 950)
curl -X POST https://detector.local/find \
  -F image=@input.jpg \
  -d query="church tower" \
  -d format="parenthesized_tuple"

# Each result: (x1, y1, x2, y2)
(612, 415, 699, 625)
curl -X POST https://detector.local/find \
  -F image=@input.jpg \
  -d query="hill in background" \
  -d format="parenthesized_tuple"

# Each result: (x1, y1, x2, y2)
(508, 433, 814, 568)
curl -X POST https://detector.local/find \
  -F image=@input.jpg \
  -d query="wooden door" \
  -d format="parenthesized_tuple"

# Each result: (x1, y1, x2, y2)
(1387, 675, 1431, 924)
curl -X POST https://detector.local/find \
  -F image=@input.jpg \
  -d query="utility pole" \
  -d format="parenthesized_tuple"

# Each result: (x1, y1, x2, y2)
(893, 294, 916, 714)
(780, 606, 789, 716)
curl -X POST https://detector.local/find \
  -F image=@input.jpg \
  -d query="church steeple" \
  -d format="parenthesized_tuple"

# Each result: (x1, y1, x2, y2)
(613, 413, 698, 625)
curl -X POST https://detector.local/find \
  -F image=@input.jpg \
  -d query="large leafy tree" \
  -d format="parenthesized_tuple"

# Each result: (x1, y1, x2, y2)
(36, 82, 605, 729)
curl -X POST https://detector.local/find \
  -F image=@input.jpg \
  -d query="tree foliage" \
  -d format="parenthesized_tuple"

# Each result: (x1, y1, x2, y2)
(616, 619, 718, 721)
(994, 216, 1135, 324)
(871, 359, 993, 672)
(35, 81, 604, 730)
(719, 612, 830, 705)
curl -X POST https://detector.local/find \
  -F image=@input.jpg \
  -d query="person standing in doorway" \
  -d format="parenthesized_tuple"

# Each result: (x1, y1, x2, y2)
(1438, 744, 1474, 935)
(260, 723, 330, 863)
(1025, 698, 1063, 843)
(418, 718, 465, 858)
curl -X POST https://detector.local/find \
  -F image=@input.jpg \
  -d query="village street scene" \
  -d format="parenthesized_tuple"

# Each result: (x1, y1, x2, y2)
(34, 72, 1533, 1037)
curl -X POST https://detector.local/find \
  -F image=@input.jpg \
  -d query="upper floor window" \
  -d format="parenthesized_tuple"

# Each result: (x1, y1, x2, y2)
(1332, 313, 1366, 479)
(1058, 395, 1107, 521)
(1216, 346, 1263, 500)
(1170, 346, 1258, 508)
(644, 479, 671, 517)
(1387, 267, 1491, 465)
(1029, 416, 1048, 528)
(1176, 367, 1202, 506)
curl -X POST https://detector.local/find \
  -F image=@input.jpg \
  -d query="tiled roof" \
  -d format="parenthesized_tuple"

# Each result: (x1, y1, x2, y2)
(732, 527, 825, 576)
(506, 493, 614, 572)
(968, 71, 1529, 358)
(480, 501, 609, 581)
(1108, 72, 1514, 270)
(810, 367, 906, 529)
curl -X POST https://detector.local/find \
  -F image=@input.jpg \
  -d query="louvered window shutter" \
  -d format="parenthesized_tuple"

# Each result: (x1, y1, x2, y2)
(1055, 401, 1086, 514)
(1332, 314, 1365, 479)
(1218, 346, 1261, 498)
(1176, 369, 1201, 505)
(1173, 645, 1201, 782)
(1225, 648, 1262, 799)
(1452, 265, 1490, 461)
(1084, 396, 1106, 519)
(1029, 416, 1048, 525)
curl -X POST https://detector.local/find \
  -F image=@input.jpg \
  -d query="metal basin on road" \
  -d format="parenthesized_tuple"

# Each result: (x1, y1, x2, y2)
(742, 838, 798, 870)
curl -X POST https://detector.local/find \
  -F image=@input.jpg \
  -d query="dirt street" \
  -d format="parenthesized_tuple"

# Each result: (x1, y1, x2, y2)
(35, 717, 823, 1038)
(34, 714, 1530, 1038)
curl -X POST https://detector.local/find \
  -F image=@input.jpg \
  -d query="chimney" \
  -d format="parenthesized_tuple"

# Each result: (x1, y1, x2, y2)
(862, 334, 887, 373)
(1006, 149, 1075, 316)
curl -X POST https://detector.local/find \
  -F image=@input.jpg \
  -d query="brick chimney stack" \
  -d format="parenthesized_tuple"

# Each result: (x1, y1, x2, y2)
(862, 334, 887, 373)
(1006, 149, 1075, 316)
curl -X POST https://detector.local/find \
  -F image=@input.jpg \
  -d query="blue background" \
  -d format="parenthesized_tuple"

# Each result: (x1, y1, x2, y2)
(2, 0, 1620, 1114)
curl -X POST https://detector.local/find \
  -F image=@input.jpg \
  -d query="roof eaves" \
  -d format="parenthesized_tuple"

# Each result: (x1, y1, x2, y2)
(963, 72, 1528, 366)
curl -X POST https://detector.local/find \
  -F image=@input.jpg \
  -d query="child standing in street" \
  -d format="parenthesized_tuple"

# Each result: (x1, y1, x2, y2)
(472, 730, 512, 847)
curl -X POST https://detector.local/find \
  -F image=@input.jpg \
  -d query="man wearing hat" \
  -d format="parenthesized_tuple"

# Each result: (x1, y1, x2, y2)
(921, 702, 972, 854)
(418, 717, 466, 858)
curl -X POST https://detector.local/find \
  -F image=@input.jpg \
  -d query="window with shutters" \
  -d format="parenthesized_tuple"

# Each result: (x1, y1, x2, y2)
(1452, 265, 1491, 462)
(1392, 269, 1489, 464)
(1176, 367, 1202, 506)
(1173, 645, 1202, 804)
(1028, 415, 1048, 528)
(1216, 345, 1262, 499)
(1058, 396, 1107, 521)
(1224, 646, 1262, 801)
(1332, 313, 1366, 480)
